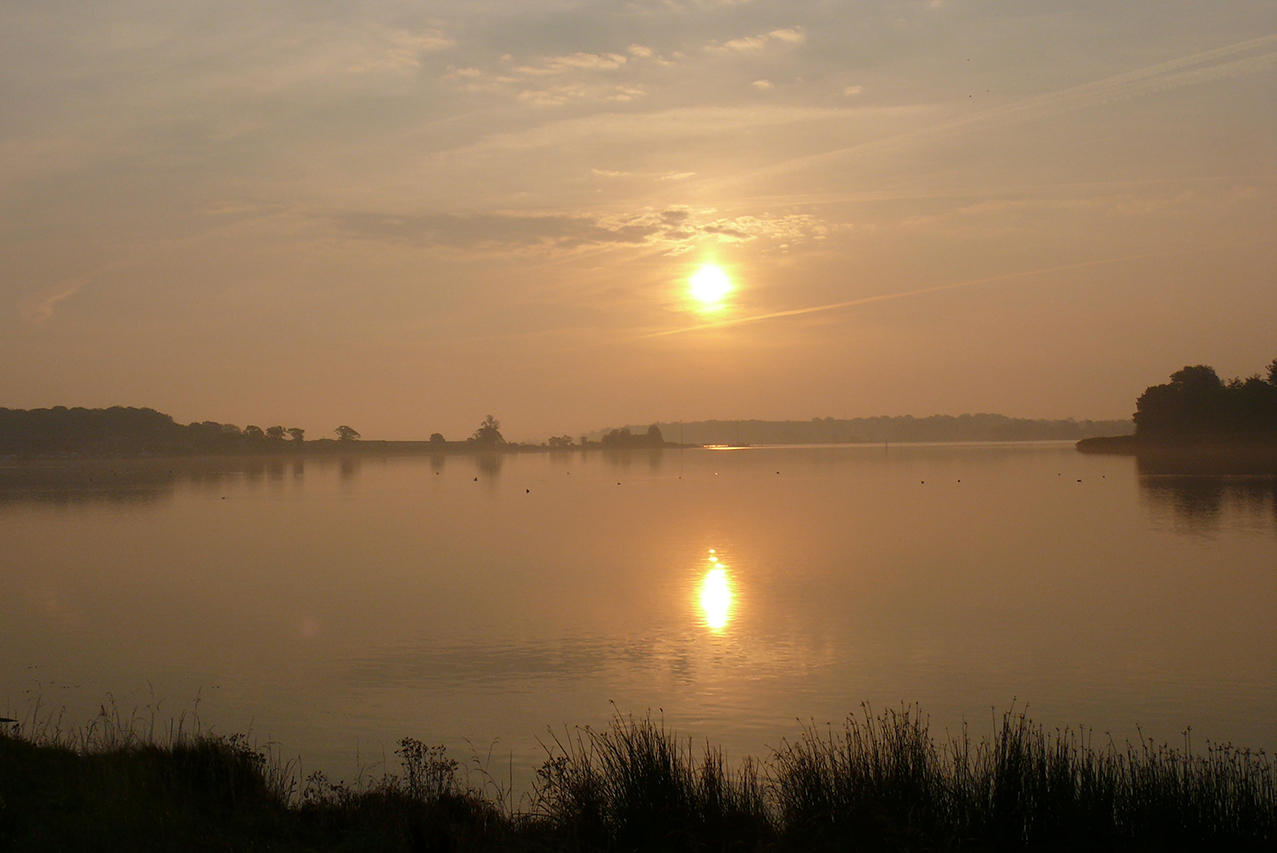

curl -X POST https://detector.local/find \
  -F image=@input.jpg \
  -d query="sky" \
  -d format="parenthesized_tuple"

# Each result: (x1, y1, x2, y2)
(2, 0, 1274, 441)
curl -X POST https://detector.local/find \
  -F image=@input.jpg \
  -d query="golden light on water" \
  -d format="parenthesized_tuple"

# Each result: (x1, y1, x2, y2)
(688, 264, 733, 310)
(698, 550, 734, 631)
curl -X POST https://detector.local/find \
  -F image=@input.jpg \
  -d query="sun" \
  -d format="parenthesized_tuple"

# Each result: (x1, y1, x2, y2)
(688, 264, 733, 309)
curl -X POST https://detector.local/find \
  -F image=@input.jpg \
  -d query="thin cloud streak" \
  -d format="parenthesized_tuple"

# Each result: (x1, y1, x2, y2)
(722, 34, 1277, 188)
(730, 174, 1276, 210)
(19, 280, 85, 323)
(640, 252, 1164, 339)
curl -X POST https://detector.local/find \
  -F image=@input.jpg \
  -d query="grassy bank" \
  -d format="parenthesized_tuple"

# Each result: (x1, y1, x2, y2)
(2, 706, 1273, 851)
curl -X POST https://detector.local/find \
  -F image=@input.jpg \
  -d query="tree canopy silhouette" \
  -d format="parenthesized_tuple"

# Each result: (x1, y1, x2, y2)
(334, 425, 361, 441)
(600, 424, 665, 449)
(0, 407, 313, 456)
(1134, 360, 1277, 439)
(470, 415, 505, 445)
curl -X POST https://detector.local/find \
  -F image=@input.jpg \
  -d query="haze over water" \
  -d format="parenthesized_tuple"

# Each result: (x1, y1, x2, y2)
(3, 445, 1274, 788)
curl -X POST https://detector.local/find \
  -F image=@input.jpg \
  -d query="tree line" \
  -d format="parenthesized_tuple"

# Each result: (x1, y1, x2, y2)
(0, 407, 357, 456)
(0, 407, 522, 457)
(626, 414, 1134, 446)
(1134, 359, 1277, 440)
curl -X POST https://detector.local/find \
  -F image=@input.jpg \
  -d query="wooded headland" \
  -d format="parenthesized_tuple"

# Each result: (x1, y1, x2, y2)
(1076, 358, 1277, 473)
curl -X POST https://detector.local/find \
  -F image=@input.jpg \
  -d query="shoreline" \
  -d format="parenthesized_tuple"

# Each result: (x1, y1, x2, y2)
(1, 436, 1122, 465)
(1076, 435, 1277, 474)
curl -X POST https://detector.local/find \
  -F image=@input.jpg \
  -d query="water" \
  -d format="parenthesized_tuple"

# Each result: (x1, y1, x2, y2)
(2, 444, 1274, 790)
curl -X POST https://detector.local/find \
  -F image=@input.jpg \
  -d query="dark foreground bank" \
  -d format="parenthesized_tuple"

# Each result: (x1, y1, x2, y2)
(2, 707, 1274, 852)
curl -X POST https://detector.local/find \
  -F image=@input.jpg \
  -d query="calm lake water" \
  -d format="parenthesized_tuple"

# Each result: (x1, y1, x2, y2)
(2, 444, 1275, 790)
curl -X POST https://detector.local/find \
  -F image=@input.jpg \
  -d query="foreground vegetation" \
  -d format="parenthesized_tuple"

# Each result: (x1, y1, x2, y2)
(2, 706, 1273, 851)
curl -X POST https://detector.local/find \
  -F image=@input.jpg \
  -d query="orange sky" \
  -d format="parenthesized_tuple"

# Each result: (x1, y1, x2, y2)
(3, 1, 1274, 440)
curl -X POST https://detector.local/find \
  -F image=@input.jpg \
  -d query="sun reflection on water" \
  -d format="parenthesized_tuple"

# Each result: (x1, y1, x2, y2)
(698, 550, 734, 632)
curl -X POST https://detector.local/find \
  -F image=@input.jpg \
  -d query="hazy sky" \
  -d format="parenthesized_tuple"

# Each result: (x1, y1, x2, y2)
(3, 0, 1274, 440)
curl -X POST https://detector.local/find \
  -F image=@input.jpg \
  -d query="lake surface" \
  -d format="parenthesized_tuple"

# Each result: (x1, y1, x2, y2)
(2, 444, 1275, 791)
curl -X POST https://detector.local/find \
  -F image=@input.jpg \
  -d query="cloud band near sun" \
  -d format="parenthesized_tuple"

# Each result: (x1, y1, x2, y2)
(331, 209, 832, 253)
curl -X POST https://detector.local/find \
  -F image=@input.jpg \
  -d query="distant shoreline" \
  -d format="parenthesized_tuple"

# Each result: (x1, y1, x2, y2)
(0, 439, 696, 461)
(0, 436, 1132, 463)
(1, 407, 1136, 458)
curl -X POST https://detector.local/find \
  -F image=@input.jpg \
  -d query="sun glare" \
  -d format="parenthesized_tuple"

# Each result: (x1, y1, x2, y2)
(699, 552, 734, 631)
(688, 265, 733, 309)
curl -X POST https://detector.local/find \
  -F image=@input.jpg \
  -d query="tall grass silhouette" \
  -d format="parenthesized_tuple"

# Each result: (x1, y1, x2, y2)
(2, 701, 1272, 850)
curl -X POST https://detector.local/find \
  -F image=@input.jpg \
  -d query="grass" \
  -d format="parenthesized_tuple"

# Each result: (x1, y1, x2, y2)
(1, 703, 1273, 851)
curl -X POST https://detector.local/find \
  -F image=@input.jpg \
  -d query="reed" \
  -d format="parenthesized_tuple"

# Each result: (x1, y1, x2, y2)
(531, 712, 771, 849)
(771, 705, 1276, 849)
(1, 703, 1272, 851)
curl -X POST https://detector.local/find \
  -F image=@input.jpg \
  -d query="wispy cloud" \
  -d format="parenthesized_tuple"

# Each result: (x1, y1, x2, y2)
(517, 83, 646, 106)
(514, 52, 628, 76)
(734, 34, 1277, 185)
(331, 208, 831, 253)
(710, 27, 805, 54)
(347, 29, 453, 73)
(443, 66, 483, 79)
(20, 280, 84, 323)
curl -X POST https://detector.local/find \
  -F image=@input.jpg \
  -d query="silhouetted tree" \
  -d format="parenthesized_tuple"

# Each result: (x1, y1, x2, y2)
(0, 406, 184, 455)
(1135, 361, 1277, 440)
(548, 435, 575, 448)
(429, 433, 446, 445)
(287, 427, 305, 443)
(266, 426, 286, 441)
(600, 425, 665, 449)
(1268, 359, 1277, 386)
(335, 425, 361, 441)
(470, 415, 504, 445)
(0, 407, 291, 455)
(601, 427, 632, 448)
